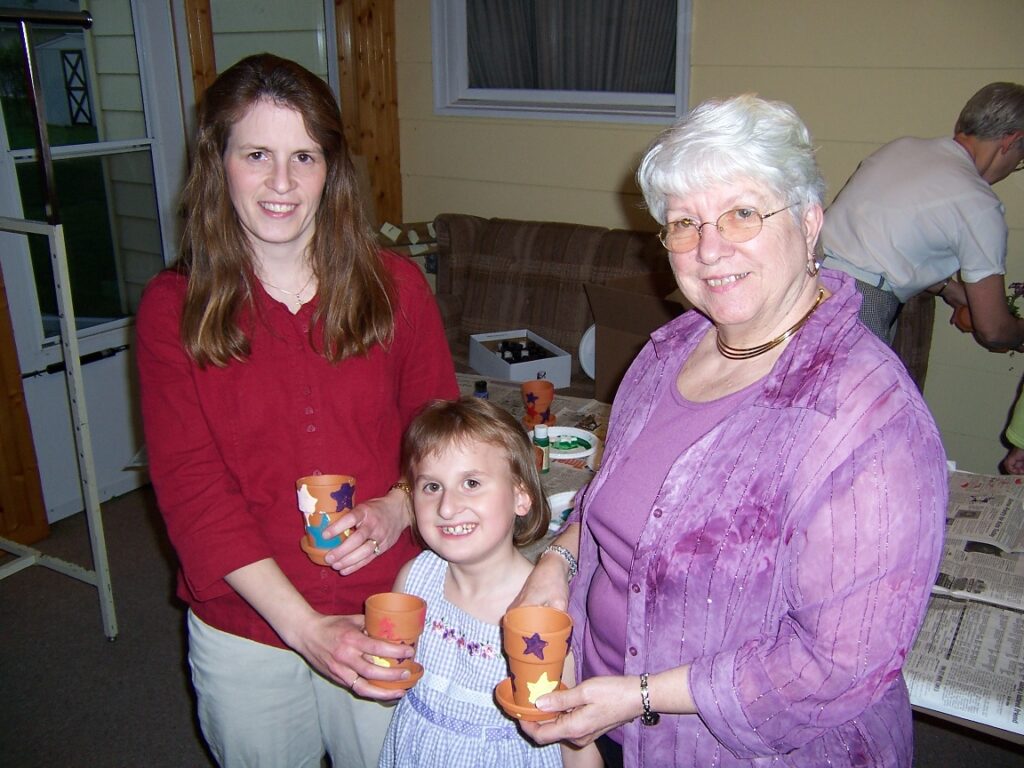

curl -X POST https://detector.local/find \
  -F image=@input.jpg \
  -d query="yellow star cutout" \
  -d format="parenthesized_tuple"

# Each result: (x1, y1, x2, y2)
(526, 671, 559, 704)
(369, 655, 392, 667)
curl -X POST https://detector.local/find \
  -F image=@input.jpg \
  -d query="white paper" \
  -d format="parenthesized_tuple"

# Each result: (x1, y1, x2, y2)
(905, 595, 1024, 736)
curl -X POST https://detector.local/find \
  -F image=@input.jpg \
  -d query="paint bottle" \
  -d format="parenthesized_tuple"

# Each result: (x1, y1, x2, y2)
(534, 424, 550, 474)
(473, 380, 489, 399)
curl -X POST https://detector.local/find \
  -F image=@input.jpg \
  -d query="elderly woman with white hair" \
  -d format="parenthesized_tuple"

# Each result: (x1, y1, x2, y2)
(515, 95, 948, 767)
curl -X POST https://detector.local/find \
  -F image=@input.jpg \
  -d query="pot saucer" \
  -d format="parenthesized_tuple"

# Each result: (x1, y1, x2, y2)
(494, 677, 566, 722)
(372, 661, 424, 690)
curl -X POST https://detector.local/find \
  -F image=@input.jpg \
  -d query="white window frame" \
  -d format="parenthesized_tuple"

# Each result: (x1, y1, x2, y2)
(0, 0, 188, 373)
(432, 0, 691, 124)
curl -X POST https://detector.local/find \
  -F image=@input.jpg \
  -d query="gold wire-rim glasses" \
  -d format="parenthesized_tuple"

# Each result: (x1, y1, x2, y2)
(659, 205, 793, 253)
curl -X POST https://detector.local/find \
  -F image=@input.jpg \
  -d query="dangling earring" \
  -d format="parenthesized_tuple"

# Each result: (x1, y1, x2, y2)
(806, 258, 821, 277)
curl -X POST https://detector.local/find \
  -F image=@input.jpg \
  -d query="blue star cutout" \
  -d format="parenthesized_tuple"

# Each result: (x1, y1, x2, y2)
(521, 632, 549, 660)
(526, 392, 538, 404)
(331, 483, 354, 511)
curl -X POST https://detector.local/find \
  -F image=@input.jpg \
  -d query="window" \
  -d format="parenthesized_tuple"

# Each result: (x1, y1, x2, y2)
(432, 0, 690, 123)
(0, 1, 186, 369)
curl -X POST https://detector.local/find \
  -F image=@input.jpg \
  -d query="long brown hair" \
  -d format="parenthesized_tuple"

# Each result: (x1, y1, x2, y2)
(177, 53, 393, 366)
(401, 397, 551, 549)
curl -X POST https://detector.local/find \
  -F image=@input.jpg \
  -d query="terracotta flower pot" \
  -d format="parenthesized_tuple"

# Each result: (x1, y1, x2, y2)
(365, 592, 427, 671)
(952, 305, 973, 333)
(296, 474, 356, 565)
(521, 379, 556, 428)
(502, 605, 572, 707)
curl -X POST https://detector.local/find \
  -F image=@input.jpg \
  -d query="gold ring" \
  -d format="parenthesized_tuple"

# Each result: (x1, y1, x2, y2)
(370, 539, 381, 556)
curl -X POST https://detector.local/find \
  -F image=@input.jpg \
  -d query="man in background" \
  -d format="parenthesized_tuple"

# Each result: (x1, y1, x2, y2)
(821, 82, 1024, 349)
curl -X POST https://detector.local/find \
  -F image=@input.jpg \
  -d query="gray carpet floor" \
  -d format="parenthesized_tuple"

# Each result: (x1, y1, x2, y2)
(1, 486, 1021, 767)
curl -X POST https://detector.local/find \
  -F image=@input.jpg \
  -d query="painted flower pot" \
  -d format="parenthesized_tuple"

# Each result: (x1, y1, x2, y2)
(502, 605, 572, 707)
(296, 474, 356, 565)
(365, 592, 427, 671)
(952, 305, 973, 333)
(521, 379, 556, 428)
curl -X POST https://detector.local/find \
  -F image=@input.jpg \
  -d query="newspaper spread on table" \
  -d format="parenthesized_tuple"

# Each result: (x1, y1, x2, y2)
(903, 471, 1024, 738)
(935, 472, 1024, 611)
(904, 595, 1024, 736)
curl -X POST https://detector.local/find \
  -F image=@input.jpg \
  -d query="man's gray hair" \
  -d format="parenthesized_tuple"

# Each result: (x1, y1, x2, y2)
(954, 82, 1024, 139)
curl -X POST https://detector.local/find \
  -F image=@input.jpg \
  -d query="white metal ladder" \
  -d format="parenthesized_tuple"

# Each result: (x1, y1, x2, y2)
(0, 9, 117, 640)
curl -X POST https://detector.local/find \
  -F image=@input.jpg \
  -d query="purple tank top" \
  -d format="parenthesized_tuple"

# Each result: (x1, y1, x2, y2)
(582, 368, 763, 681)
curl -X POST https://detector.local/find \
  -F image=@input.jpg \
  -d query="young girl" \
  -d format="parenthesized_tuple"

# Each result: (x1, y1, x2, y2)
(378, 397, 599, 768)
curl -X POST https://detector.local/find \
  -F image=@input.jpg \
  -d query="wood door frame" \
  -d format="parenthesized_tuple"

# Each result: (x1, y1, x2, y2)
(0, 261, 47, 544)
(183, 0, 402, 226)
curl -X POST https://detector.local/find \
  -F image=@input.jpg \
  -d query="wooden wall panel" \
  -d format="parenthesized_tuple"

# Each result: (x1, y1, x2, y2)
(336, 0, 401, 226)
(182, 0, 217, 100)
(0, 265, 47, 545)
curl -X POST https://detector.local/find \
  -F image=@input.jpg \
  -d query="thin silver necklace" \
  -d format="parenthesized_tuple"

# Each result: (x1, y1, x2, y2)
(258, 272, 315, 309)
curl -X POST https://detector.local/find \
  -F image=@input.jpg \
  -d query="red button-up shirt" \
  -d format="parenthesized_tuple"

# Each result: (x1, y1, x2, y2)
(137, 253, 458, 647)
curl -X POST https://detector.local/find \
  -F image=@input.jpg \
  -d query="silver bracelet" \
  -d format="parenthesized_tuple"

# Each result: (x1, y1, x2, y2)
(640, 672, 660, 726)
(543, 544, 578, 581)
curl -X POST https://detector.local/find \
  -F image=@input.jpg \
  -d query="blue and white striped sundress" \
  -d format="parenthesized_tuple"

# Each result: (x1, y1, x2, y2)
(378, 551, 562, 768)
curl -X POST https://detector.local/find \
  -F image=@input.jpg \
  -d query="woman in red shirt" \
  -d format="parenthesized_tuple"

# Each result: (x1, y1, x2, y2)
(136, 54, 457, 767)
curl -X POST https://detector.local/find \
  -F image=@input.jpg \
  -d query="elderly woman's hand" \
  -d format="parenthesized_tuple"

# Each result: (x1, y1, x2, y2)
(519, 675, 643, 748)
(522, 667, 696, 748)
(509, 523, 580, 611)
(324, 485, 412, 575)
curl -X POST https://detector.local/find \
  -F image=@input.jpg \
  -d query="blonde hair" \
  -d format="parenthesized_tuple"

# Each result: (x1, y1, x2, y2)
(402, 397, 551, 548)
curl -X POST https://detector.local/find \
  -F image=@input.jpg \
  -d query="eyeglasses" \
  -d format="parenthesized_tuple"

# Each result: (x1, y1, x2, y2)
(659, 205, 793, 253)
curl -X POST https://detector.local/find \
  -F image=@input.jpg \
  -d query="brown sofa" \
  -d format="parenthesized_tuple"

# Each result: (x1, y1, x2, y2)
(429, 212, 934, 398)
(431, 213, 667, 397)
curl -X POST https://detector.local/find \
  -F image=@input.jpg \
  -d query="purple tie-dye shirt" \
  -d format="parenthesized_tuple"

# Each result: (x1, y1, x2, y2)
(567, 270, 946, 767)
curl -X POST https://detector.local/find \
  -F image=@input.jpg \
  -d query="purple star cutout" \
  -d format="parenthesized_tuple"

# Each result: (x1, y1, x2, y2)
(525, 392, 538, 405)
(521, 632, 549, 660)
(330, 482, 354, 511)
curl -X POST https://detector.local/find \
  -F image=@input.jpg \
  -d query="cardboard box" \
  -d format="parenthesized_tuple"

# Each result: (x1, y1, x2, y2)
(469, 330, 572, 389)
(584, 272, 689, 403)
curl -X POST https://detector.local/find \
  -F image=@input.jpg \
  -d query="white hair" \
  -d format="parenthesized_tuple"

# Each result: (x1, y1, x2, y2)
(637, 94, 826, 224)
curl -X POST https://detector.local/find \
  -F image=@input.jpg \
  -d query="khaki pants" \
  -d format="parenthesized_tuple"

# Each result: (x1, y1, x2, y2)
(187, 610, 394, 768)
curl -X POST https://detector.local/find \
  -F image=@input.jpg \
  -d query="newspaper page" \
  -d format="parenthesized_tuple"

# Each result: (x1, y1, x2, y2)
(946, 471, 1024, 553)
(935, 536, 1024, 611)
(905, 595, 1024, 737)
